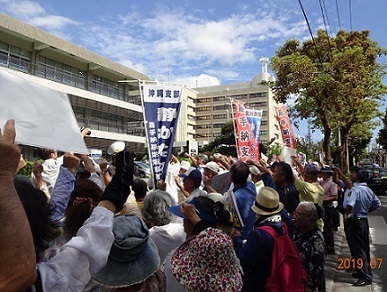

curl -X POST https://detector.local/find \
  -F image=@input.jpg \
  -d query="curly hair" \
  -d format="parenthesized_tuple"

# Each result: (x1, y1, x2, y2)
(141, 190, 175, 227)
(14, 176, 62, 262)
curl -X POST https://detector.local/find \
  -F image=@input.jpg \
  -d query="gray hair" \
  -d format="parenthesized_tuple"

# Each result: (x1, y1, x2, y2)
(298, 201, 318, 222)
(141, 190, 176, 226)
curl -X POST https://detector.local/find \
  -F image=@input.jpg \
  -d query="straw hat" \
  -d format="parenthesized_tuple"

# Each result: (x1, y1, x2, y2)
(251, 187, 283, 216)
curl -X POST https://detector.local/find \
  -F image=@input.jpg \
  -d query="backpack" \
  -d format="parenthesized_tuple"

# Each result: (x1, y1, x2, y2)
(258, 222, 307, 292)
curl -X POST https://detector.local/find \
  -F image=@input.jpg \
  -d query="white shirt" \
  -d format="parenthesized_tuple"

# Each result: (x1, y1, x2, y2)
(184, 188, 207, 203)
(149, 219, 186, 263)
(38, 206, 114, 292)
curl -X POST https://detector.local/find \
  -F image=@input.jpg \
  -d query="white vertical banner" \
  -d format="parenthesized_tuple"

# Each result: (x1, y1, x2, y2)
(141, 84, 183, 187)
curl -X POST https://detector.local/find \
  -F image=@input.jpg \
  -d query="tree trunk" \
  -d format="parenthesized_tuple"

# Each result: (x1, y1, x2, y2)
(322, 126, 332, 165)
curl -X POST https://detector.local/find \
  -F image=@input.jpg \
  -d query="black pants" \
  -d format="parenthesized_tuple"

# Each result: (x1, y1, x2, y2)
(347, 217, 372, 281)
(323, 206, 335, 252)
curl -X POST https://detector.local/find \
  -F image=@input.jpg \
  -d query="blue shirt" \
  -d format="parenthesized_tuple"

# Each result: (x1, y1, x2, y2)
(234, 181, 257, 238)
(344, 182, 381, 218)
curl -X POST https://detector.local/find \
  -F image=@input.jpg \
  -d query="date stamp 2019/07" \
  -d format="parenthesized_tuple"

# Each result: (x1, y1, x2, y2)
(337, 258, 383, 270)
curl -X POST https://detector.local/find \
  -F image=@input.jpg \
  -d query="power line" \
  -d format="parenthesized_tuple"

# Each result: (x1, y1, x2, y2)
(319, 0, 333, 36)
(297, 0, 323, 64)
(318, 0, 333, 58)
(335, 0, 342, 30)
(348, 0, 353, 31)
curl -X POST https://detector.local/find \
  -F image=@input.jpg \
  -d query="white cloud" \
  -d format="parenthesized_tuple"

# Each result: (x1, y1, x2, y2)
(0, 1, 311, 84)
(4, 0, 45, 17)
(29, 15, 79, 30)
(170, 74, 221, 88)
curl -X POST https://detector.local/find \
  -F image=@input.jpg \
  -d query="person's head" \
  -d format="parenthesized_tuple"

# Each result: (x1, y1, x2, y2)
(170, 196, 231, 236)
(320, 166, 333, 180)
(179, 167, 202, 193)
(294, 202, 324, 232)
(14, 176, 62, 262)
(202, 161, 220, 179)
(251, 187, 283, 220)
(141, 190, 176, 228)
(303, 164, 320, 182)
(65, 179, 103, 236)
(131, 178, 148, 202)
(197, 154, 208, 165)
(230, 161, 249, 186)
(272, 161, 293, 186)
(357, 169, 370, 183)
(37, 148, 57, 160)
(349, 166, 362, 182)
(92, 215, 160, 291)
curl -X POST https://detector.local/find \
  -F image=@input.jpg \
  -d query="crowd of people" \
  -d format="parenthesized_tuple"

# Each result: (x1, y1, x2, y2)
(0, 118, 382, 291)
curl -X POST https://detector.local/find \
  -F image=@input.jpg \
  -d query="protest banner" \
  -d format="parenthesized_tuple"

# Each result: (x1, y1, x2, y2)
(231, 99, 261, 162)
(141, 84, 183, 187)
(274, 105, 297, 149)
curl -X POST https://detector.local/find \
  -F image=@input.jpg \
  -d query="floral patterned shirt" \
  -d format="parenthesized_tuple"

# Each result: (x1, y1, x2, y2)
(294, 228, 325, 292)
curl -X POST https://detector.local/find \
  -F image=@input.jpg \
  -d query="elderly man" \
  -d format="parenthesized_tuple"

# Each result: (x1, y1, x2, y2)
(179, 166, 207, 202)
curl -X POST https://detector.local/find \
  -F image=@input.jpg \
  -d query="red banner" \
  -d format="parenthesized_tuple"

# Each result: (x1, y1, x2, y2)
(232, 99, 260, 162)
(274, 105, 297, 149)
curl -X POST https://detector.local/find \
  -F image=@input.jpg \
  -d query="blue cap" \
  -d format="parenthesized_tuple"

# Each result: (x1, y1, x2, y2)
(178, 167, 202, 186)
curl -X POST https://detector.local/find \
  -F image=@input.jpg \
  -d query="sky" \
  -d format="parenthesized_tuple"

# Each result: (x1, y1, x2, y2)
(1, 0, 386, 141)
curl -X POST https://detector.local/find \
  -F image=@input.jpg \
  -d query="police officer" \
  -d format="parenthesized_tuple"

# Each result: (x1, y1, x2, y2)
(343, 169, 381, 286)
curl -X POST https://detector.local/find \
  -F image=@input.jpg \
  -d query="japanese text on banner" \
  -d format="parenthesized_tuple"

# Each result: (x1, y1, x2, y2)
(274, 105, 297, 149)
(142, 85, 182, 186)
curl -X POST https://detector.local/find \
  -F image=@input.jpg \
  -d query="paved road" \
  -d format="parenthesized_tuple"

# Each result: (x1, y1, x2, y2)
(326, 195, 387, 291)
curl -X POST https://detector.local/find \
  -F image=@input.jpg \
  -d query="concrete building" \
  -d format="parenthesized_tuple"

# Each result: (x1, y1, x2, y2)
(194, 57, 282, 146)
(0, 13, 282, 160)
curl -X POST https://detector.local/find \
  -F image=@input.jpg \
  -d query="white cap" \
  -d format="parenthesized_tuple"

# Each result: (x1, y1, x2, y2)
(180, 160, 191, 170)
(202, 161, 220, 174)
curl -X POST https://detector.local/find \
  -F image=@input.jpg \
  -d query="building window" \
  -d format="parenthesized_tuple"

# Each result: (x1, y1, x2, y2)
(197, 98, 212, 103)
(0, 41, 31, 72)
(213, 105, 228, 111)
(213, 114, 227, 119)
(249, 92, 267, 98)
(197, 115, 212, 121)
(231, 94, 247, 100)
(213, 96, 226, 102)
(213, 123, 225, 128)
(196, 106, 212, 112)
(37, 56, 87, 89)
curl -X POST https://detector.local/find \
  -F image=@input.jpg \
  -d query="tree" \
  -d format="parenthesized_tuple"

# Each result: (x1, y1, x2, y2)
(270, 30, 387, 171)
(201, 121, 237, 156)
(377, 108, 387, 149)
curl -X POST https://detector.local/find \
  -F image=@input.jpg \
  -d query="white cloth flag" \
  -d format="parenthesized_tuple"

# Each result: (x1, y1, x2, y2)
(0, 68, 88, 153)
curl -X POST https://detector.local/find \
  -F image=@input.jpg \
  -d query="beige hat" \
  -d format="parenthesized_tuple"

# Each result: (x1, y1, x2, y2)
(249, 165, 260, 176)
(251, 187, 283, 216)
(201, 161, 220, 174)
